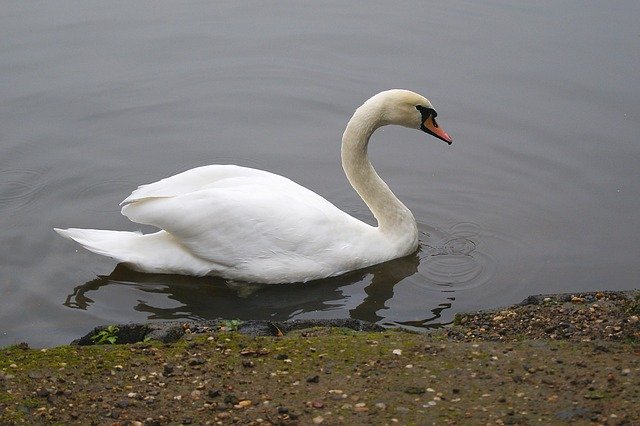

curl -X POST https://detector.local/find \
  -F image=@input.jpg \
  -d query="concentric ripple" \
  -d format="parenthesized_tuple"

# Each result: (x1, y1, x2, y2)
(0, 169, 44, 212)
(413, 222, 496, 291)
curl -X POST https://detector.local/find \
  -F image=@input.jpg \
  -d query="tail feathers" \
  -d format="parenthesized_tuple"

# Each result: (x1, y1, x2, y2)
(54, 228, 145, 260)
(54, 228, 217, 276)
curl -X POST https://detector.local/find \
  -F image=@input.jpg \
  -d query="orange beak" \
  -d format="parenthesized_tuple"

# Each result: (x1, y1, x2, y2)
(423, 115, 452, 145)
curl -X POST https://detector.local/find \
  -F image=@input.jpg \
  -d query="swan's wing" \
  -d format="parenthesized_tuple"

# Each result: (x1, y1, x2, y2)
(120, 165, 280, 205)
(121, 175, 373, 266)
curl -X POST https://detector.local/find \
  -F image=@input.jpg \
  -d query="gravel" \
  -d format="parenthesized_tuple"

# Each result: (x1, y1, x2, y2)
(0, 290, 638, 425)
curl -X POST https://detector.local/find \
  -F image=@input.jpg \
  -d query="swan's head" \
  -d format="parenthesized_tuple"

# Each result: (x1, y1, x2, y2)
(369, 89, 453, 145)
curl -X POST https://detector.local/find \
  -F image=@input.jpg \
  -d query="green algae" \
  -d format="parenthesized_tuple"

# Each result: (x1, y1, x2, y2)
(1, 326, 638, 424)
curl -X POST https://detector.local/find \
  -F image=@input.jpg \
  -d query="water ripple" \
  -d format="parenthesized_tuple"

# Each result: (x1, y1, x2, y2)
(0, 169, 44, 212)
(414, 221, 496, 291)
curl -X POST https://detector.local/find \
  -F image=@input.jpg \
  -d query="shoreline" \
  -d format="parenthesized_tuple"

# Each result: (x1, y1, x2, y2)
(1, 290, 638, 424)
(70, 290, 640, 346)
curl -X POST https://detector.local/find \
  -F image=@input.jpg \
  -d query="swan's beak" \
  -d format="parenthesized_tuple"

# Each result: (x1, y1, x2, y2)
(423, 115, 452, 145)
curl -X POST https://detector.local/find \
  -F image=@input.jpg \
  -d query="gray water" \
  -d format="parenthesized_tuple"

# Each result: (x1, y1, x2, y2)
(1, 1, 639, 347)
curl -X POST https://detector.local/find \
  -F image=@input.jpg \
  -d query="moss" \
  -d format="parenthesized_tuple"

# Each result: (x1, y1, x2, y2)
(453, 313, 464, 326)
(625, 294, 640, 315)
(1, 320, 639, 424)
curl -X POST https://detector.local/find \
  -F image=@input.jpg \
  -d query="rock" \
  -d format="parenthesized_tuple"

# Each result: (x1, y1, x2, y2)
(404, 386, 425, 395)
(72, 322, 185, 345)
(354, 402, 368, 412)
(306, 375, 320, 383)
(115, 400, 129, 408)
(188, 357, 206, 366)
(556, 407, 590, 421)
(36, 388, 50, 397)
(235, 399, 252, 408)
(27, 370, 44, 379)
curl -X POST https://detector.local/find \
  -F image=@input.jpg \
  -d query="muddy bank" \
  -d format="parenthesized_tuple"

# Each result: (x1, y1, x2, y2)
(1, 291, 638, 425)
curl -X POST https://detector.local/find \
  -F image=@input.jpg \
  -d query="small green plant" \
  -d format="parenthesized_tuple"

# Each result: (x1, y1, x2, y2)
(625, 294, 640, 315)
(91, 325, 119, 344)
(220, 319, 244, 332)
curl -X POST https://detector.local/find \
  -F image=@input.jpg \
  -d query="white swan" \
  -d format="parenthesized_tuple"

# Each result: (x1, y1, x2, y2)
(55, 89, 452, 284)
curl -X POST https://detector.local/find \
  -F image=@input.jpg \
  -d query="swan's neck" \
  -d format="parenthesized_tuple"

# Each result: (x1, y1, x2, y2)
(341, 102, 418, 249)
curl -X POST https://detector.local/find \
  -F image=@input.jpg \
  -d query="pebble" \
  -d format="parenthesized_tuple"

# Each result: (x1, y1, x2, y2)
(36, 388, 50, 397)
(28, 371, 44, 379)
(354, 402, 368, 412)
(188, 357, 206, 366)
(115, 400, 129, 408)
(312, 416, 324, 424)
(235, 399, 252, 408)
(392, 349, 402, 356)
(405, 386, 426, 395)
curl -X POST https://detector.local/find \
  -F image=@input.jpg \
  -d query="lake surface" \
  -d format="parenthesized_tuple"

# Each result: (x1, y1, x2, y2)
(1, 1, 639, 347)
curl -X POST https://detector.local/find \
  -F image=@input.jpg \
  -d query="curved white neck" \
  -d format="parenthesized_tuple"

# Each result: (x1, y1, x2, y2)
(341, 102, 418, 246)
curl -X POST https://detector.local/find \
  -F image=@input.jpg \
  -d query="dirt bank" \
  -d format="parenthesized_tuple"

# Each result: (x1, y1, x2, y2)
(1, 291, 638, 425)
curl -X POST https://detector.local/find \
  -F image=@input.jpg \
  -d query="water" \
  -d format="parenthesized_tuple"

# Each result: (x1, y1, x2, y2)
(1, 1, 639, 347)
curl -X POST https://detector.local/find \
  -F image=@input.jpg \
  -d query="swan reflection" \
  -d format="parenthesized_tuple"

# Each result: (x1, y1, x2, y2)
(63, 250, 458, 328)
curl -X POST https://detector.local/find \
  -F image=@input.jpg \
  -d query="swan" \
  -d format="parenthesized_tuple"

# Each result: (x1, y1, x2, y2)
(55, 89, 452, 284)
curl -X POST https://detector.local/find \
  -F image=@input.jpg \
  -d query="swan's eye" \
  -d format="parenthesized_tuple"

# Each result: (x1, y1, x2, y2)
(416, 105, 437, 124)
(416, 105, 437, 118)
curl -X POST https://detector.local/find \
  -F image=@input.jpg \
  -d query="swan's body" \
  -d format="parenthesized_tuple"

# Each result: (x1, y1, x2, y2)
(56, 89, 452, 284)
